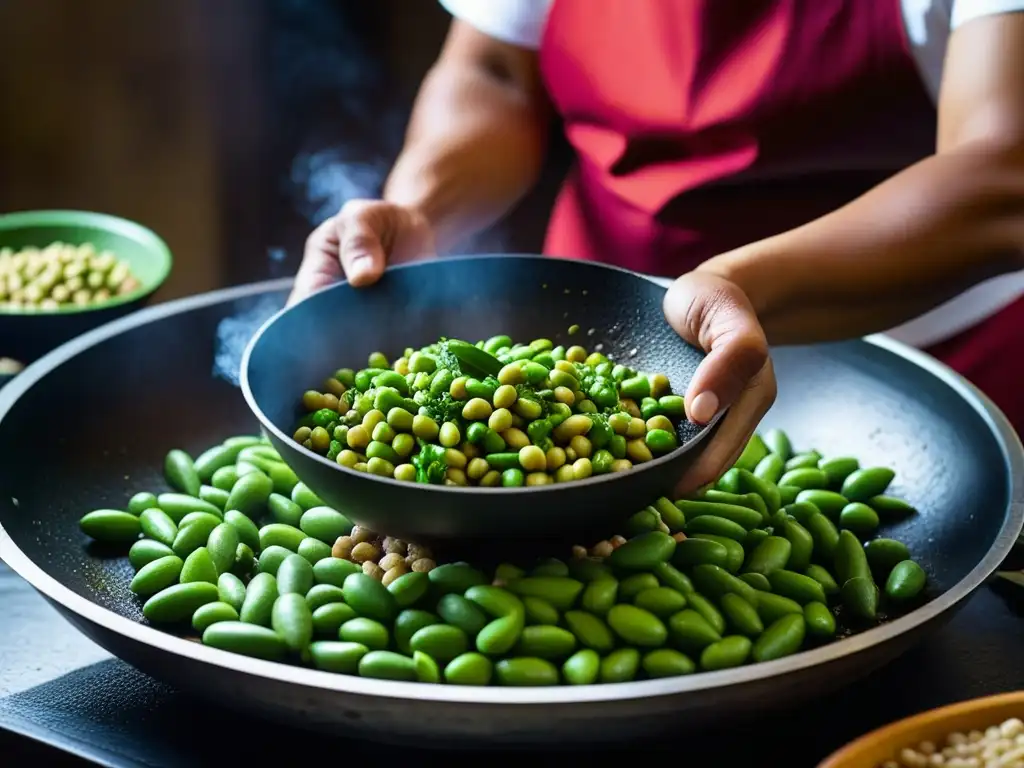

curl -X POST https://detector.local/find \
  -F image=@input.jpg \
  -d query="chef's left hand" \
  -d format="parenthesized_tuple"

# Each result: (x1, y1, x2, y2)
(663, 271, 776, 495)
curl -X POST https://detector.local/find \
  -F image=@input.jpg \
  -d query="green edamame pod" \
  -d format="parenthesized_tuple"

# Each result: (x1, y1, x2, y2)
(240, 572, 279, 626)
(734, 434, 769, 472)
(624, 508, 661, 537)
(224, 471, 274, 519)
(343, 572, 398, 622)
(667, 609, 721, 653)
(193, 443, 241, 483)
(777, 485, 800, 505)
(567, 558, 613, 583)
(562, 649, 600, 685)
(290, 482, 324, 511)
(257, 545, 292, 576)
(359, 650, 418, 682)
(785, 451, 822, 471)
(139, 508, 178, 548)
(157, 493, 223, 522)
(716, 467, 742, 494)
(841, 576, 879, 621)
(752, 614, 806, 662)
(653, 496, 687, 532)
(686, 515, 748, 542)
(778, 468, 829, 490)
(129, 539, 174, 571)
(834, 529, 872, 585)
(803, 602, 836, 638)
(754, 591, 803, 625)
(277, 554, 315, 595)
(634, 587, 687, 618)
(600, 648, 640, 683)
(736, 469, 781, 514)
(801, 510, 841, 564)
(563, 610, 616, 653)
(517, 595, 556, 626)
(217, 572, 247, 612)
(258, 523, 307, 552)
(309, 640, 368, 673)
(753, 453, 785, 485)
(495, 657, 559, 686)
(429, 563, 489, 595)
(607, 531, 677, 571)
(691, 564, 760, 607)
(795, 490, 848, 519)
(222, 510, 260, 553)
(180, 547, 218, 584)
(581, 578, 619, 615)
(127, 492, 159, 516)
(387, 571, 430, 608)
(652, 562, 695, 595)
(207, 523, 239, 574)
(762, 428, 793, 460)
(313, 557, 361, 587)
(689, 534, 745, 573)
(865, 539, 912, 578)
(394, 609, 439, 654)
(203, 621, 287, 661)
(841, 467, 896, 502)
(79, 510, 142, 543)
(299, 506, 352, 544)
(868, 495, 917, 518)
(804, 565, 840, 599)
(744, 530, 770, 555)
(700, 635, 753, 671)
(267, 493, 303, 527)
(339, 617, 390, 650)
(531, 558, 569, 578)
(515, 625, 577, 659)
(444, 652, 494, 685)
(211, 466, 240, 492)
(767, 570, 827, 605)
(781, 519, 814, 572)
(673, 538, 731, 570)
(676, 501, 763, 530)
(271, 593, 314, 652)
(743, 537, 792, 577)
(606, 604, 668, 647)
(839, 503, 880, 536)
(505, 577, 584, 611)
(297, 537, 332, 565)
(719, 593, 763, 638)
(685, 592, 726, 634)
(436, 593, 488, 635)
(700, 490, 768, 520)
(130, 555, 184, 597)
(192, 601, 239, 633)
(410, 624, 469, 663)
(305, 584, 346, 612)
(171, 516, 220, 559)
(643, 648, 696, 678)
(164, 449, 201, 497)
(143, 582, 219, 623)
(885, 560, 926, 602)
(819, 456, 859, 486)
(619, 573, 660, 601)
(739, 572, 772, 592)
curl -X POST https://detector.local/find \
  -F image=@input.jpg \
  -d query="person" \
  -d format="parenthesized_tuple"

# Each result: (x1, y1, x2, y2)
(292, 0, 1024, 493)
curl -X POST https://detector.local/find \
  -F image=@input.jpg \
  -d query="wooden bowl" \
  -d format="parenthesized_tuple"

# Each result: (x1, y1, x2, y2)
(819, 691, 1024, 767)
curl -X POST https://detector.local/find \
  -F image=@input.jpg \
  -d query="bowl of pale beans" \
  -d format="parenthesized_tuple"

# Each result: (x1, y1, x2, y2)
(0, 209, 172, 362)
(819, 691, 1024, 768)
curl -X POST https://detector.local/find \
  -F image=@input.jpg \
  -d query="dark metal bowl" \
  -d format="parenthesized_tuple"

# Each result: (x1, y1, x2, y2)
(242, 256, 718, 548)
(0, 280, 1021, 746)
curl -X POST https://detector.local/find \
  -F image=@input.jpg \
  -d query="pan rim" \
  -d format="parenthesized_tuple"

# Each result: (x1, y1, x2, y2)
(240, 255, 721, 498)
(1, 273, 1022, 707)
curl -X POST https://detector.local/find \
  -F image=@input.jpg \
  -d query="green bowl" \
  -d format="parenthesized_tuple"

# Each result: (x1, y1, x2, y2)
(0, 210, 173, 363)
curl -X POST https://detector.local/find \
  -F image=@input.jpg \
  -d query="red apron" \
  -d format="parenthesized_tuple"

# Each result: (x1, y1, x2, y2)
(537, 0, 1024, 433)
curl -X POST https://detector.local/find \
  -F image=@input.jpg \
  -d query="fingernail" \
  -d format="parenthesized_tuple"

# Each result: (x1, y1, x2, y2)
(689, 391, 719, 424)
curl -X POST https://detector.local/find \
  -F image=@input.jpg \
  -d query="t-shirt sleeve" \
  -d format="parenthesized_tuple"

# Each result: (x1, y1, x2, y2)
(438, 0, 549, 49)
(951, 0, 1024, 28)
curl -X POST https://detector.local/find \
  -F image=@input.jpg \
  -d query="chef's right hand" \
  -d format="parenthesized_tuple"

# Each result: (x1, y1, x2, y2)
(289, 200, 436, 305)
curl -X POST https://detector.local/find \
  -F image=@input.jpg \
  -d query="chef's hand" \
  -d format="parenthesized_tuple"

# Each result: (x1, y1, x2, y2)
(663, 271, 776, 495)
(289, 200, 436, 305)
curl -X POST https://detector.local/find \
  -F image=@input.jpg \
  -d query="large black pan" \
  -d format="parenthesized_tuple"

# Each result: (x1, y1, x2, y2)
(0, 275, 1021, 747)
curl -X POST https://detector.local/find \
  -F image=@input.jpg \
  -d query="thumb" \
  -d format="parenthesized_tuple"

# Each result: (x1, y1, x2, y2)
(663, 272, 769, 425)
(337, 200, 391, 287)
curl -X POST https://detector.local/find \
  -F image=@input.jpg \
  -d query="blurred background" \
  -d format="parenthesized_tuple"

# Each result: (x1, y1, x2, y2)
(0, 0, 567, 304)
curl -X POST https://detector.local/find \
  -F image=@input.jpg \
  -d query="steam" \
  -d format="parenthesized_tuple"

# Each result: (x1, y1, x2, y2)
(212, 295, 285, 386)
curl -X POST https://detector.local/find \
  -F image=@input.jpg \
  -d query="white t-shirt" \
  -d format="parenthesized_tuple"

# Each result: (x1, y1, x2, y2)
(439, 0, 1024, 348)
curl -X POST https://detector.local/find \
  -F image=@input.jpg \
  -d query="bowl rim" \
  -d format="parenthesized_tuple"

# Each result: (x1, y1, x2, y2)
(0, 275, 1022, 706)
(0, 209, 173, 316)
(240, 254, 723, 498)
(816, 690, 1024, 767)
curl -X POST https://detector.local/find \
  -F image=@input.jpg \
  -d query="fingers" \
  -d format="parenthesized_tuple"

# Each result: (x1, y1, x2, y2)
(663, 272, 770, 425)
(673, 357, 777, 497)
(289, 216, 343, 306)
(337, 201, 389, 287)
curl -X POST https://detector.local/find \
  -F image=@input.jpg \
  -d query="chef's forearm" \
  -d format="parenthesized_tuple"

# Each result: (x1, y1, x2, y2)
(384, 24, 550, 253)
(700, 144, 1024, 344)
